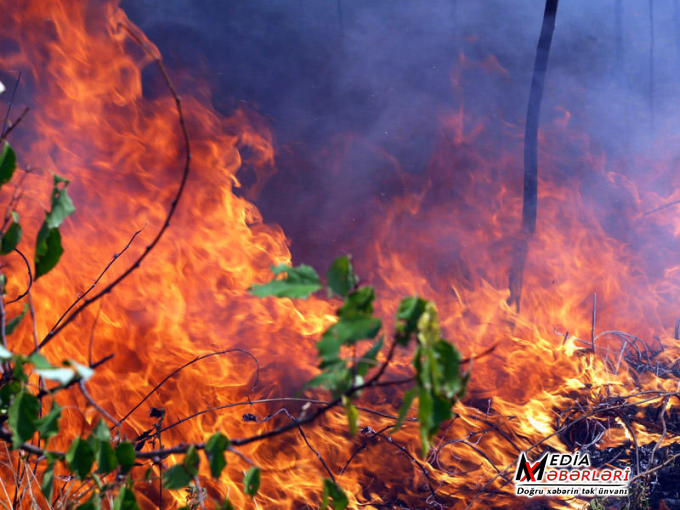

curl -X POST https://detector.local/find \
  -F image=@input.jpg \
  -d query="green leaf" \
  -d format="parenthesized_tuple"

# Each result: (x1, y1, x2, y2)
(317, 315, 381, 362)
(205, 432, 229, 478)
(433, 341, 463, 399)
(45, 176, 75, 229)
(0, 142, 16, 185)
(5, 304, 28, 335)
(113, 486, 140, 510)
(416, 301, 441, 347)
(96, 441, 118, 474)
(164, 445, 200, 489)
(417, 387, 434, 456)
(217, 500, 235, 510)
(90, 418, 111, 443)
(395, 296, 428, 345)
(243, 467, 261, 497)
(41, 462, 55, 502)
(0, 380, 20, 409)
(338, 287, 375, 317)
(356, 336, 383, 376)
(12, 358, 27, 382)
(163, 465, 193, 489)
(77, 494, 101, 510)
(115, 442, 136, 474)
(321, 479, 349, 510)
(342, 396, 359, 436)
(36, 402, 62, 441)
(326, 256, 357, 297)
(35, 224, 63, 280)
(305, 364, 352, 397)
(393, 387, 417, 432)
(249, 263, 322, 299)
(66, 437, 95, 479)
(184, 445, 200, 476)
(1, 212, 22, 255)
(8, 389, 40, 448)
(27, 352, 53, 369)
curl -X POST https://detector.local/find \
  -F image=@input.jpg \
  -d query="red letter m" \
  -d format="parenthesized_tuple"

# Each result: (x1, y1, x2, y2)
(514, 453, 548, 482)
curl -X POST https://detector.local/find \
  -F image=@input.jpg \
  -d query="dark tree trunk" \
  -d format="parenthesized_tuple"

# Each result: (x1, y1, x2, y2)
(508, 0, 559, 311)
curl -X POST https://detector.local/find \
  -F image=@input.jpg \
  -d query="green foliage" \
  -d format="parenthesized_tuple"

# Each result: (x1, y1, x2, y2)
(0, 102, 267, 510)
(1, 211, 22, 255)
(66, 437, 95, 479)
(113, 486, 140, 510)
(243, 467, 261, 497)
(8, 389, 40, 448)
(411, 303, 469, 455)
(41, 461, 55, 501)
(321, 479, 349, 510)
(205, 432, 230, 477)
(326, 255, 357, 297)
(217, 499, 235, 510)
(249, 263, 322, 298)
(164, 445, 200, 489)
(36, 401, 62, 441)
(0, 142, 16, 185)
(45, 175, 75, 229)
(115, 442, 136, 474)
(395, 296, 428, 345)
(255, 256, 469, 456)
(0, 153, 466, 510)
(35, 174, 75, 279)
(77, 494, 101, 510)
(90, 420, 118, 474)
(342, 395, 359, 436)
(5, 303, 27, 335)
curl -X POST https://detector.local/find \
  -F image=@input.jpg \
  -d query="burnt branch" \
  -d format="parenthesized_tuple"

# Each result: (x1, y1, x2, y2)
(0, 71, 21, 139)
(118, 348, 260, 427)
(45, 225, 145, 340)
(6, 249, 32, 305)
(508, 0, 559, 310)
(38, 23, 192, 351)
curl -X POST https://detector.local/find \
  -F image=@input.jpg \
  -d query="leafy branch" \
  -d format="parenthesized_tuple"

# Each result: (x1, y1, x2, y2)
(0, 29, 472, 509)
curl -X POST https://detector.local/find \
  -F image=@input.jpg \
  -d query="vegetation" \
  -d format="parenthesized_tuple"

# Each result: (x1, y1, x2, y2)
(0, 78, 469, 508)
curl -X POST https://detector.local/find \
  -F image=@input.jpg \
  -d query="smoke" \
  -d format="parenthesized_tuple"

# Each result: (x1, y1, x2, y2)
(122, 0, 680, 273)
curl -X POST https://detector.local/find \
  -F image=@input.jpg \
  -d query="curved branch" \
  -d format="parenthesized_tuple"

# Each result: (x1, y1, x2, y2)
(37, 23, 191, 351)
(118, 348, 260, 426)
(6, 249, 32, 305)
(45, 226, 144, 337)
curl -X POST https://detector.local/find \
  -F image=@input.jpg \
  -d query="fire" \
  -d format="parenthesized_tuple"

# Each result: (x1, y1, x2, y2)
(1, 0, 680, 508)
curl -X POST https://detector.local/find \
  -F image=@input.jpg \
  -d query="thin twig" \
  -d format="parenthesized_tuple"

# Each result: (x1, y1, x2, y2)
(591, 293, 597, 351)
(1, 107, 30, 141)
(87, 301, 104, 367)
(118, 348, 259, 426)
(643, 198, 680, 217)
(45, 226, 145, 339)
(37, 22, 192, 351)
(1, 71, 21, 139)
(78, 381, 120, 427)
(6, 249, 32, 305)
(161, 397, 412, 434)
(263, 408, 336, 482)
